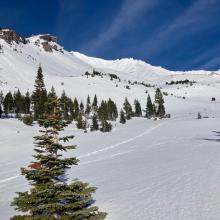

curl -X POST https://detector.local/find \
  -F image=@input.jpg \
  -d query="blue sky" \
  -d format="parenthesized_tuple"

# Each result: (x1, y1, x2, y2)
(1, 0, 220, 71)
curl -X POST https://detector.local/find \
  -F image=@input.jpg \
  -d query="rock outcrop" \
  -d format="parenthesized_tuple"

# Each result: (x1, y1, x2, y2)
(0, 28, 27, 44)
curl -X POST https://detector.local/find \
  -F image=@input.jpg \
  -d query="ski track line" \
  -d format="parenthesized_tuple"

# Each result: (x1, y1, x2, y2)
(0, 122, 165, 185)
(78, 122, 166, 159)
(0, 175, 19, 185)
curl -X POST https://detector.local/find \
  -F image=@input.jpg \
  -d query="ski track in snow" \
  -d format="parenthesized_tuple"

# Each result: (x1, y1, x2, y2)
(78, 122, 165, 159)
(0, 122, 165, 186)
(0, 175, 19, 184)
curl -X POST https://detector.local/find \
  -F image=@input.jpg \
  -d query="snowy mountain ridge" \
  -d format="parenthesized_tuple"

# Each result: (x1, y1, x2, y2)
(0, 28, 220, 108)
(0, 28, 219, 94)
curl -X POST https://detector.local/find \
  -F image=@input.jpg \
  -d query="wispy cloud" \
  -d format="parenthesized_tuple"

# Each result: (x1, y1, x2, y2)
(81, 0, 158, 54)
(143, 0, 219, 55)
(190, 44, 220, 69)
(199, 51, 220, 70)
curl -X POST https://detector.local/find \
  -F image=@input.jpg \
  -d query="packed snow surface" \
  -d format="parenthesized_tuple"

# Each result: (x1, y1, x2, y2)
(1, 94, 220, 219)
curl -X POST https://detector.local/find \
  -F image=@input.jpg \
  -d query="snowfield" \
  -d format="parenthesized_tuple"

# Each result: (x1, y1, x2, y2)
(1, 101, 220, 219)
(1, 32, 220, 219)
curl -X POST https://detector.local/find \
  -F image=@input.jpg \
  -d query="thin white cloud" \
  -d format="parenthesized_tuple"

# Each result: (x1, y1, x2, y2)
(199, 54, 220, 69)
(143, 0, 219, 55)
(82, 0, 159, 53)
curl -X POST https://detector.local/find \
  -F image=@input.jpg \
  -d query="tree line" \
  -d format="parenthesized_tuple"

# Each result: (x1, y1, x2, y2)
(0, 66, 168, 131)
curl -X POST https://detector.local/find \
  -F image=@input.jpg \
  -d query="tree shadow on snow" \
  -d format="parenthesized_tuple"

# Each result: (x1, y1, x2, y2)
(202, 131, 220, 142)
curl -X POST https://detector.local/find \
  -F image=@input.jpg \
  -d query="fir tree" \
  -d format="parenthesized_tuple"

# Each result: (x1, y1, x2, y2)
(100, 120, 112, 132)
(3, 91, 14, 117)
(154, 88, 166, 118)
(0, 104, 2, 118)
(107, 99, 118, 121)
(91, 114, 99, 131)
(145, 95, 154, 118)
(0, 90, 4, 106)
(98, 101, 112, 132)
(76, 112, 86, 130)
(98, 101, 107, 121)
(85, 95, 91, 117)
(92, 94, 98, 111)
(60, 90, 71, 120)
(197, 112, 202, 119)
(80, 101, 84, 113)
(11, 97, 107, 219)
(45, 86, 57, 115)
(119, 110, 126, 124)
(123, 98, 133, 120)
(134, 99, 142, 117)
(14, 89, 22, 117)
(71, 98, 79, 120)
(23, 91, 31, 114)
(31, 65, 47, 119)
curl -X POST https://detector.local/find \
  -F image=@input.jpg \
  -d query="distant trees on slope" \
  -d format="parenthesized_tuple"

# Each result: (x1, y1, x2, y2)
(0, 66, 168, 130)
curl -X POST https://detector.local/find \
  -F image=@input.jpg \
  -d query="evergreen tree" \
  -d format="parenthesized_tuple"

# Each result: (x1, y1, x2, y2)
(60, 90, 69, 120)
(14, 89, 22, 117)
(197, 112, 202, 119)
(98, 101, 112, 132)
(3, 91, 14, 117)
(145, 95, 154, 118)
(45, 86, 57, 115)
(80, 101, 84, 113)
(0, 91, 4, 118)
(92, 94, 98, 111)
(23, 91, 31, 114)
(11, 97, 106, 220)
(123, 98, 133, 120)
(119, 110, 126, 124)
(85, 95, 91, 117)
(134, 99, 142, 117)
(90, 114, 99, 131)
(154, 88, 166, 118)
(100, 120, 112, 132)
(0, 90, 4, 105)
(0, 104, 2, 118)
(98, 101, 108, 121)
(31, 65, 47, 119)
(71, 98, 79, 120)
(76, 113, 86, 130)
(107, 99, 118, 121)
(48, 86, 56, 99)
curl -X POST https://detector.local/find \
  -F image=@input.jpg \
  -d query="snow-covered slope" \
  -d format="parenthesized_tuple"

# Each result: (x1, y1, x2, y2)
(2, 29, 220, 220)
(0, 29, 220, 97)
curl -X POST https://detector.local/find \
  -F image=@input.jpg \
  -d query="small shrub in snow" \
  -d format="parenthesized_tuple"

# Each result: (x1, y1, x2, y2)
(22, 115, 33, 126)
(125, 85, 130, 90)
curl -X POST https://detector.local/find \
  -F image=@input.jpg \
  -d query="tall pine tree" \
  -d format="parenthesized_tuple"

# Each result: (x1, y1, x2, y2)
(11, 97, 106, 219)
(31, 65, 47, 119)
(134, 99, 142, 117)
(119, 110, 126, 124)
(123, 98, 133, 120)
(145, 95, 154, 118)
(3, 91, 14, 117)
(91, 114, 99, 131)
(154, 88, 166, 118)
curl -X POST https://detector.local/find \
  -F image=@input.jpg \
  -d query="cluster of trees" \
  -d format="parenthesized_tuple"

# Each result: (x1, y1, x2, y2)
(120, 88, 167, 125)
(166, 79, 196, 85)
(74, 96, 118, 132)
(0, 90, 31, 118)
(0, 66, 167, 130)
